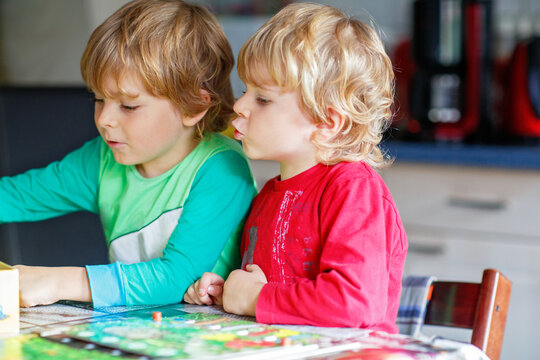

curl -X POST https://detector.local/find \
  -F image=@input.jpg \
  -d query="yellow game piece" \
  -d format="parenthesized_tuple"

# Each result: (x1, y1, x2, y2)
(201, 333, 237, 341)
(274, 329, 299, 338)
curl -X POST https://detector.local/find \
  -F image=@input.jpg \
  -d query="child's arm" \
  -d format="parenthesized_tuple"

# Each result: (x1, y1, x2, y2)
(222, 264, 267, 316)
(16, 265, 91, 307)
(0, 139, 101, 307)
(253, 175, 407, 330)
(183, 272, 224, 305)
(0, 138, 101, 224)
(86, 151, 255, 306)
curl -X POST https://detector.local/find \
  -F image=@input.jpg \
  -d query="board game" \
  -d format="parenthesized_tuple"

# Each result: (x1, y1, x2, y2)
(1, 301, 482, 360)
(1, 334, 127, 360)
(53, 311, 360, 359)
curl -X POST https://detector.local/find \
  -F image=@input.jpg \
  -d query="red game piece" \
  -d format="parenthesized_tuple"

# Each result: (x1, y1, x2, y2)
(281, 337, 292, 346)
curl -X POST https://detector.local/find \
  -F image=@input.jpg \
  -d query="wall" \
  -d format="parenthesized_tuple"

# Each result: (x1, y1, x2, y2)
(0, 1, 90, 84)
(0, 0, 411, 90)
(3, 0, 539, 93)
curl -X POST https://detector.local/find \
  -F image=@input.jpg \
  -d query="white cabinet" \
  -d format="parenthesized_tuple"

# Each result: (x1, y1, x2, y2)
(380, 163, 540, 360)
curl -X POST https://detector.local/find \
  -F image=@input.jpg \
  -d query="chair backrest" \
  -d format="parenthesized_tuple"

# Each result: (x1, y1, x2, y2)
(424, 268, 512, 360)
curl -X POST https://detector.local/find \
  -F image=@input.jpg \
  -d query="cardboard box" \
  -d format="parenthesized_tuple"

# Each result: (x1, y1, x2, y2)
(0, 262, 19, 335)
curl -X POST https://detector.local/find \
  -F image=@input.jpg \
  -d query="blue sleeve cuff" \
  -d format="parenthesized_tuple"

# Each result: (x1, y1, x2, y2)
(86, 262, 126, 307)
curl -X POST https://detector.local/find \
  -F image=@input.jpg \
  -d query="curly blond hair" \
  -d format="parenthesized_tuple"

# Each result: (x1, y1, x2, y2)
(81, 0, 235, 137)
(237, 3, 394, 167)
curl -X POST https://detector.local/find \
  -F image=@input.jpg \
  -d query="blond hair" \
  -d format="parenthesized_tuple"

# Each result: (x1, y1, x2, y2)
(238, 3, 394, 167)
(81, 0, 235, 137)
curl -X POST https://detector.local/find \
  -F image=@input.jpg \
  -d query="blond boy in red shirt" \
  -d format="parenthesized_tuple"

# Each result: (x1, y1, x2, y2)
(184, 3, 407, 333)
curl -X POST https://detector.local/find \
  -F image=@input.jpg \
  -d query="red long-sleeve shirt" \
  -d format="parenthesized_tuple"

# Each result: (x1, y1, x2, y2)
(240, 161, 407, 332)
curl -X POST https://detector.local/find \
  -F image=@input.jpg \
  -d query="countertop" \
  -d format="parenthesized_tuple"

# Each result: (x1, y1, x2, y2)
(382, 141, 540, 170)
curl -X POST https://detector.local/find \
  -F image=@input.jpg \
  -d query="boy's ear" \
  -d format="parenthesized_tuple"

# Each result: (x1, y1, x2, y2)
(316, 107, 345, 139)
(182, 90, 211, 127)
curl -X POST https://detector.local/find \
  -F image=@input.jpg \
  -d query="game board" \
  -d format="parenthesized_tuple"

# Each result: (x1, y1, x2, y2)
(3, 302, 479, 360)
(0, 334, 128, 360)
(56, 311, 359, 359)
(306, 331, 459, 360)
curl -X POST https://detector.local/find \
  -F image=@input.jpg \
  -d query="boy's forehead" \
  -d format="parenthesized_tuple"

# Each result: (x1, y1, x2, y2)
(94, 69, 144, 98)
(243, 59, 298, 94)
(245, 77, 285, 96)
(251, 82, 278, 92)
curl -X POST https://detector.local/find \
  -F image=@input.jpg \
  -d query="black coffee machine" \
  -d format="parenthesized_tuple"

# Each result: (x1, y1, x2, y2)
(408, 0, 493, 141)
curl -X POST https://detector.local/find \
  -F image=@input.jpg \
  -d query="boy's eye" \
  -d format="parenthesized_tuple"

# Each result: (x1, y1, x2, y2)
(93, 98, 104, 104)
(256, 96, 270, 105)
(121, 104, 139, 111)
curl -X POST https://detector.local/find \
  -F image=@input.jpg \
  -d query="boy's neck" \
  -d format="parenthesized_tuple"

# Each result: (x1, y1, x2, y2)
(136, 134, 200, 179)
(279, 158, 319, 181)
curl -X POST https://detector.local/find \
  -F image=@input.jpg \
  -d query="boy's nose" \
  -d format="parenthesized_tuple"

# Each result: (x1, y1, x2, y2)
(233, 95, 249, 119)
(95, 105, 116, 128)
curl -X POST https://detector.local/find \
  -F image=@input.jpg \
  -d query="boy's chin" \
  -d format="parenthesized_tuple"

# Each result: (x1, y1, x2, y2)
(241, 144, 276, 162)
(243, 148, 261, 160)
(111, 153, 137, 166)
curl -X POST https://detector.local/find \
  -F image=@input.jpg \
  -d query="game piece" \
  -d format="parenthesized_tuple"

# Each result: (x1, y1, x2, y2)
(152, 311, 162, 323)
(281, 337, 292, 346)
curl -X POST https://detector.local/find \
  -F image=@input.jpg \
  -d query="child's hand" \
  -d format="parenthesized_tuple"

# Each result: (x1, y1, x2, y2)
(16, 265, 59, 307)
(16, 265, 91, 307)
(223, 264, 267, 316)
(183, 272, 224, 306)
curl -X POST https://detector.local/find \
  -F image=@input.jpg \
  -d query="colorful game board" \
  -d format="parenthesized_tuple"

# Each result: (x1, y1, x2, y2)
(1, 334, 129, 360)
(2, 303, 476, 360)
(57, 311, 353, 359)
(307, 331, 458, 360)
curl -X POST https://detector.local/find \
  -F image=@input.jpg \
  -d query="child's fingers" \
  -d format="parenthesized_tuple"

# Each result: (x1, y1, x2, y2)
(197, 287, 215, 305)
(184, 273, 224, 305)
(199, 272, 224, 291)
(184, 281, 211, 305)
(245, 264, 261, 272)
(207, 285, 223, 306)
(193, 279, 216, 305)
(207, 284, 223, 298)
(183, 284, 199, 304)
(245, 264, 268, 283)
(207, 284, 223, 297)
(200, 272, 224, 306)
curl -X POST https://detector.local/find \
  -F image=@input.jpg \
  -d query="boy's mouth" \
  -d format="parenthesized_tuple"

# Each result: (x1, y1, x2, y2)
(233, 129, 244, 140)
(106, 139, 125, 148)
(231, 119, 245, 140)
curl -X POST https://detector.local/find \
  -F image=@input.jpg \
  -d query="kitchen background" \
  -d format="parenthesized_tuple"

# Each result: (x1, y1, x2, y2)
(0, 0, 539, 359)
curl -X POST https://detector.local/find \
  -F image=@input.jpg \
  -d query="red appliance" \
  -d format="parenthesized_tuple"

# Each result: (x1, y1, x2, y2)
(503, 37, 540, 138)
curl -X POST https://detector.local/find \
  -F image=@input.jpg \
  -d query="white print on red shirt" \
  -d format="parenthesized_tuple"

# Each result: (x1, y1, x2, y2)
(273, 190, 303, 284)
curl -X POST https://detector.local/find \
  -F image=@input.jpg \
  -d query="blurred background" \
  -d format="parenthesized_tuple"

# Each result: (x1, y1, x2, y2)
(0, 1, 539, 358)
(2, 0, 540, 142)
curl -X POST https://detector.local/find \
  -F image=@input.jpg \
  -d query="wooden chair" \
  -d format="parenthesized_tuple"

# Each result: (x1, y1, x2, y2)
(424, 268, 512, 360)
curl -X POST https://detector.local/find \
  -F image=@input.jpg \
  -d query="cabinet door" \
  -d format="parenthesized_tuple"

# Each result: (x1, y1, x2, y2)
(384, 163, 540, 360)
(380, 163, 540, 238)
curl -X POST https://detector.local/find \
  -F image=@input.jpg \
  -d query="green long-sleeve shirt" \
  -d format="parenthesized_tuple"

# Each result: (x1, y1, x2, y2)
(0, 133, 256, 307)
